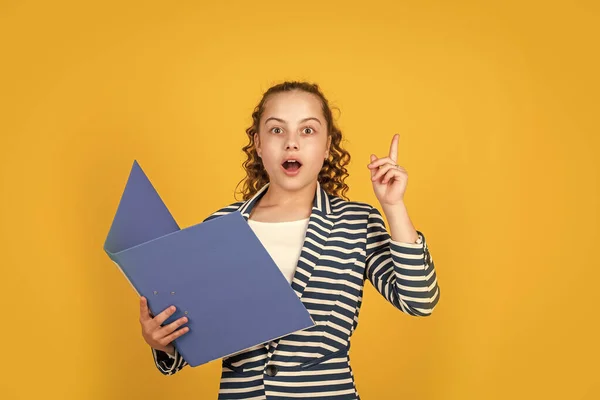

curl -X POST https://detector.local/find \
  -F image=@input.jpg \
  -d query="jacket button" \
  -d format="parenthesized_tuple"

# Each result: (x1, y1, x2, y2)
(265, 365, 278, 377)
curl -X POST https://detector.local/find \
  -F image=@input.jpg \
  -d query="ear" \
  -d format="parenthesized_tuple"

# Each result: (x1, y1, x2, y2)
(325, 135, 332, 158)
(254, 132, 261, 157)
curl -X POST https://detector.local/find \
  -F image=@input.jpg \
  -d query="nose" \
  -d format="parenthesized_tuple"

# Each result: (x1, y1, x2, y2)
(284, 132, 299, 150)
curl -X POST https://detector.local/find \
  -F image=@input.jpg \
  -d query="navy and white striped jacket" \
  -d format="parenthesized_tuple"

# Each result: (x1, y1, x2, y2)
(152, 181, 441, 399)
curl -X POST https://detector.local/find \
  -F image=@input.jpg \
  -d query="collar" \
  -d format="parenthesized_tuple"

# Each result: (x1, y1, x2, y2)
(238, 181, 332, 219)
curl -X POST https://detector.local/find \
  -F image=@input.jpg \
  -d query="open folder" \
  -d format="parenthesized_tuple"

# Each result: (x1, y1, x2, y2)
(103, 160, 315, 367)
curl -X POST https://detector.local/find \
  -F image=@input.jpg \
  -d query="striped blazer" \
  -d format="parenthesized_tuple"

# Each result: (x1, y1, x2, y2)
(152, 181, 441, 399)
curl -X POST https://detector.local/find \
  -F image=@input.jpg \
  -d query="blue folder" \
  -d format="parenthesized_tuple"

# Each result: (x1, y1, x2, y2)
(103, 160, 315, 367)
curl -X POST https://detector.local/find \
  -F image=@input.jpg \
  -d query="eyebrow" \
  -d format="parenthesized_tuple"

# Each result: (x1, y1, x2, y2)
(264, 117, 322, 126)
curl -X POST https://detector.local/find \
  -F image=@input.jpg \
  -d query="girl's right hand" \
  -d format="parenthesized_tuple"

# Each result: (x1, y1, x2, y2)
(139, 296, 190, 354)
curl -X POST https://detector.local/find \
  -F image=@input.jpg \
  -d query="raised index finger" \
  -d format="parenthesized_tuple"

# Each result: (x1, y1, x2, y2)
(389, 134, 399, 163)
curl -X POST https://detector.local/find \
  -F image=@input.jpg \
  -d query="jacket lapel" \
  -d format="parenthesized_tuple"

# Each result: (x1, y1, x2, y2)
(238, 181, 335, 364)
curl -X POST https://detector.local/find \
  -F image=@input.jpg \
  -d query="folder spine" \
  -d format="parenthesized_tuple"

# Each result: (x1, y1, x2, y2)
(106, 252, 141, 297)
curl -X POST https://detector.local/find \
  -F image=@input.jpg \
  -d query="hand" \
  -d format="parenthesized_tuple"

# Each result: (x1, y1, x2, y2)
(367, 134, 408, 206)
(139, 296, 190, 354)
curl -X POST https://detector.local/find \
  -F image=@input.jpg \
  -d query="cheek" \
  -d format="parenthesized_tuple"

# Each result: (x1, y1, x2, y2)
(308, 140, 328, 160)
(260, 149, 279, 169)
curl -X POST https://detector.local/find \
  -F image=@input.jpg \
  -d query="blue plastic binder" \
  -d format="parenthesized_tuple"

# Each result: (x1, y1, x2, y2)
(103, 160, 315, 367)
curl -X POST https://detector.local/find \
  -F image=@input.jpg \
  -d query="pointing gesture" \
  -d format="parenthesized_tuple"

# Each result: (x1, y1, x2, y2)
(367, 134, 408, 206)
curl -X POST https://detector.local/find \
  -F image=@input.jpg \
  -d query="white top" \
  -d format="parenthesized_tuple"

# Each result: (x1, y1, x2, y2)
(247, 217, 310, 284)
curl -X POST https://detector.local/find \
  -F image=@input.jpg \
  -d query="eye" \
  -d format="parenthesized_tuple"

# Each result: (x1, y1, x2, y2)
(303, 127, 315, 134)
(270, 127, 283, 134)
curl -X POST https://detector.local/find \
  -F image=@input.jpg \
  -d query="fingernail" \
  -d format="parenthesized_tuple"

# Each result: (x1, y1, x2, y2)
(171, 306, 176, 311)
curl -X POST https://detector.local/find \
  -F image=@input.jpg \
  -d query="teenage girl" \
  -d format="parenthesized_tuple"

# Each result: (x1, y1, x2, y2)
(137, 81, 440, 399)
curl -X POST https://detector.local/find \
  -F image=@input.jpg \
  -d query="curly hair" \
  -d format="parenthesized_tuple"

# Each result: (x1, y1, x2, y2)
(234, 81, 351, 201)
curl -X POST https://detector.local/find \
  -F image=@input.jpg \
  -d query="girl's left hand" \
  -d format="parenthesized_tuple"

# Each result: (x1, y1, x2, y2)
(367, 134, 408, 206)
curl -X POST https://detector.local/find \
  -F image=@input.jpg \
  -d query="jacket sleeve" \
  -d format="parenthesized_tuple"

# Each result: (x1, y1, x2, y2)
(152, 346, 189, 375)
(364, 206, 440, 316)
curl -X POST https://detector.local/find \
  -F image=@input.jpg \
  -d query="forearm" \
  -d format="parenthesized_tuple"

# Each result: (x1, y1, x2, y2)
(381, 201, 419, 244)
(365, 205, 440, 315)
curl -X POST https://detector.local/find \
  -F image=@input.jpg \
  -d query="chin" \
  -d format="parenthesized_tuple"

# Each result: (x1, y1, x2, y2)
(270, 173, 317, 192)
(272, 179, 306, 191)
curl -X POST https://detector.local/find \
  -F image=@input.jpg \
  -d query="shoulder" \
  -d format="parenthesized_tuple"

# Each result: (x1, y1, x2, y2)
(202, 201, 245, 222)
(329, 196, 380, 218)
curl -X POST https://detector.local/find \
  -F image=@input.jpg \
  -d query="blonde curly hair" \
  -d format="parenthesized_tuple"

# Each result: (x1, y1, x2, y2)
(234, 81, 351, 201)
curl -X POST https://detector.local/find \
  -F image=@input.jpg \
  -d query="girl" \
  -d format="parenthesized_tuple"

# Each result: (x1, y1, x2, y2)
(138, 81, 441, 399)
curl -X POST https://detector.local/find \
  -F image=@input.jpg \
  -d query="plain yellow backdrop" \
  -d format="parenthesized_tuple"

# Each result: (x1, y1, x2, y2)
(1, 0, 598, 399)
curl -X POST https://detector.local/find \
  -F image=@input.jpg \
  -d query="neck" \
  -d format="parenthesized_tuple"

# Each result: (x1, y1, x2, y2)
(260, 181, 317, 209)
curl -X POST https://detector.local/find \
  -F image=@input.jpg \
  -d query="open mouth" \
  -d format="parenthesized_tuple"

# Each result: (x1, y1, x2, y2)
(282, 160, 302, 172)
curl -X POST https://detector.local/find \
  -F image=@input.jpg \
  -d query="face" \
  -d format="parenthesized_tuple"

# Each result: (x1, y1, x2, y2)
(254, 90, 331, 192)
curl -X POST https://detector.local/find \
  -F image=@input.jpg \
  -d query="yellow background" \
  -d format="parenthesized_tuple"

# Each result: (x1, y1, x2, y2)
(1, 0, 598, 399)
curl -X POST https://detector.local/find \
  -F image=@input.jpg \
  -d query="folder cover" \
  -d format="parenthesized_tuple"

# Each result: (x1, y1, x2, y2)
(103, 160, 315, 367)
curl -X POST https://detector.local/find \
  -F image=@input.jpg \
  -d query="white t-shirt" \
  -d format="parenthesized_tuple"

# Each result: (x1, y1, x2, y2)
(247, 217, 310, 284)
